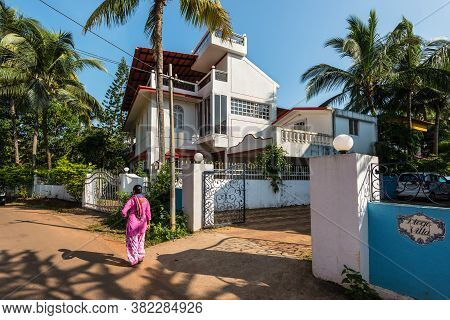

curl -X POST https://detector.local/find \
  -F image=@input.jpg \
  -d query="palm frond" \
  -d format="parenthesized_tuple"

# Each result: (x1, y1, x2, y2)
(83, 0, 140, 32)
(179, 0, 232, 40)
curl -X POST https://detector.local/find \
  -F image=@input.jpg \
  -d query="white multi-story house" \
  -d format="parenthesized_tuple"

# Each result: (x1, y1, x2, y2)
(122, 31, 378, 170)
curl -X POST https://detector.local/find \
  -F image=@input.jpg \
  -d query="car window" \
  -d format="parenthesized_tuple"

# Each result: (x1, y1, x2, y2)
(399, 174, 422, 183)
(426, 174, 439, 182)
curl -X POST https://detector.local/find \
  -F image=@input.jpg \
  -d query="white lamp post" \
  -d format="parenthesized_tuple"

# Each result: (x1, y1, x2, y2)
(194, 153, 204, 163)
(333, 134, 354, 154)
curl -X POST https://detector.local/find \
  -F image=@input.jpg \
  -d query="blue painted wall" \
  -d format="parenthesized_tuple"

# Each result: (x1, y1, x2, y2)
(368, 202, 450, 299)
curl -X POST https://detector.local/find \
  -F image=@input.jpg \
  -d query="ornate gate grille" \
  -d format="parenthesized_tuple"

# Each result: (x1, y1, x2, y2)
(83, 170, 119, 213)
(202, 169, 246, 228)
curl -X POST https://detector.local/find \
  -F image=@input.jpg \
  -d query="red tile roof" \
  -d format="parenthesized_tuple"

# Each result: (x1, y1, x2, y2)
(272, 106, 329, 124)
(122, 48, 206, 111)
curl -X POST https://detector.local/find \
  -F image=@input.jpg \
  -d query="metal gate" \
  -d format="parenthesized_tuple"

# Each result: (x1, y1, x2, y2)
(83, 170, 119, 213)
(202, 169, 246, 228)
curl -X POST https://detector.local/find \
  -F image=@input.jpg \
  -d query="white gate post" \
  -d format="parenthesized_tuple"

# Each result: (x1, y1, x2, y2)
(118, 173, 144, 194)
(182, 162, 213, 232)
(310, 153, 377, 284)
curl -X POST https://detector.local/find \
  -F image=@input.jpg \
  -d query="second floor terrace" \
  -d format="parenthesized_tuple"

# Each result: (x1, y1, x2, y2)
(121, 48, 231, 112)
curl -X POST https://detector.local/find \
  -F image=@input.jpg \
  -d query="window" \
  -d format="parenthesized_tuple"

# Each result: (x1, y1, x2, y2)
(214, 95, 227, 134)
(349, 119, 359, 136)
(294, 119, 308, 131)
(198, 96, 212, 136)
(174, 105, 184, 130)
(231, 98, 270, 120)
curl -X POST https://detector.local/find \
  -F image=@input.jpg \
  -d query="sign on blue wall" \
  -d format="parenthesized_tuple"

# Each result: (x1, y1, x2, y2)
(368, 202, 450, 299)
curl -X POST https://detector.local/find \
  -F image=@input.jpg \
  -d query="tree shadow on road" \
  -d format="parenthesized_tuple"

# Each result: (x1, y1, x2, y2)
(148, 248, 345, 299)
(0, 239, 346, 300)
(0, 249, 136, 299)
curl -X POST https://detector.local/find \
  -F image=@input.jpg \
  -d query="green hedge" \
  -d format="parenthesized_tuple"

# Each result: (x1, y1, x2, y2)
(0, 166, 33, 190)
(36, 157, 94, 202)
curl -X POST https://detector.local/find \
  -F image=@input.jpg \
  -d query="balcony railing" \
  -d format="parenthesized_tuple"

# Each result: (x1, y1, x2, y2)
(163, 77, 196, 92)
(198, 73, 211, 90)
(214, 31, 245, 45)
(193, 31, 246, 55)
(215, 70, 228, 82)
(280, 128, 333, 146)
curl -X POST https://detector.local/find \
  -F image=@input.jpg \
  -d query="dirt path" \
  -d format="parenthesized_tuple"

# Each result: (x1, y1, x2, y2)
(0, 204, 345, 299)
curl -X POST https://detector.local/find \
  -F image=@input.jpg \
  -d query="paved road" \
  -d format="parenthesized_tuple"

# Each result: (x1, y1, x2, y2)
(0, 204, 345, 299)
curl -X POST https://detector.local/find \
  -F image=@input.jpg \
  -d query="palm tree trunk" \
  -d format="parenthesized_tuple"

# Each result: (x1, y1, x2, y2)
(407, 90, 413, 131)
(154, 0, 166, 164)
(433, 105, 440, 155)
(42, 106, 52, 169)
(32, 111, 38, 169)
(9, 99, 20, 165)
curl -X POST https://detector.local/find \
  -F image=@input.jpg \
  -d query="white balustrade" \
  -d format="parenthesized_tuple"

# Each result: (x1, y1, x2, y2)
(280, 128, 332, 146)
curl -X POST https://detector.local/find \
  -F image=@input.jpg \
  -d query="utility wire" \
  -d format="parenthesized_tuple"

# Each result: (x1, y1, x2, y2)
(36, 0, 156, 72)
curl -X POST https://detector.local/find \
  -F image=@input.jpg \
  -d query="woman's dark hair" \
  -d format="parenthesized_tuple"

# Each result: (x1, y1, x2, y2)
(133, 185, 143, 194)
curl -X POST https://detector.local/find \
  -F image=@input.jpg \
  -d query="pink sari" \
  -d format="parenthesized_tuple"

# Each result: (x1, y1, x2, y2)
(121, 195, 151, 265)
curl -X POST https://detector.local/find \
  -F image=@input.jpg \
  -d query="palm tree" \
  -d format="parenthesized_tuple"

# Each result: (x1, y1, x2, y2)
(410, 39, 450, 154)
(301, 10, 387, 115)
(0, 27, 105, 168)
(0, 0, 41, 164)
(385, 20, 449, 143)
(83, 0, 232, 163)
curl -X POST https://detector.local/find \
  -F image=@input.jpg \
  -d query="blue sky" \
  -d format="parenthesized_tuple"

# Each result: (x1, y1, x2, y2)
(7, 0, 450, 109)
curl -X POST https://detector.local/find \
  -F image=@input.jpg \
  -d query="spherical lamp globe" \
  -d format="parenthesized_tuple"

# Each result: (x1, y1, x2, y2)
(333, 134, 354, 154)
(194, 153, 204, 163)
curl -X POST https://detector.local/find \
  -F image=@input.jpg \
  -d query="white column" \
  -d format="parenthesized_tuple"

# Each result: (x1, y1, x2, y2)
(119, 174, 144, 194)
(310, 153, 377, 284)
(182, 162, 213, 232)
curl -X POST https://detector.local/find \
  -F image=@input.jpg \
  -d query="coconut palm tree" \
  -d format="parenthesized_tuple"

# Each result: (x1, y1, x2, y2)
(301, 10, 387, 115)
(83, 0, 232, 163)
(385, 20, 449, 133)
(0, 0, 41, 164)
(0, 27, 105, 168)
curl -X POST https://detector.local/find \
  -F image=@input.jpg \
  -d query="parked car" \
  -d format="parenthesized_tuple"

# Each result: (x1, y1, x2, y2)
(396, 172, 448, 200)
(430, 176, 450, 201)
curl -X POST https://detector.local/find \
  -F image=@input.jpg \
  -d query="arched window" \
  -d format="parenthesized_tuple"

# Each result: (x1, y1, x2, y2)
(174, 105, 184, 130)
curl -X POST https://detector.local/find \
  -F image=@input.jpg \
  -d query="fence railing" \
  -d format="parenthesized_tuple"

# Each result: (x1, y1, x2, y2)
(147, 161, 310, 188)
(369, 163, 449, 207)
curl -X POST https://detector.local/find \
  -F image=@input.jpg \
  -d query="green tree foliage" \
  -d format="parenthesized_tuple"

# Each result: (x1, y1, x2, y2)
(0, 0, 105, 169)
(36, 157, 94, 202)
(301, 10, 450, 158)
(102, 57, 129, 131)
(69, 127, 129, 171)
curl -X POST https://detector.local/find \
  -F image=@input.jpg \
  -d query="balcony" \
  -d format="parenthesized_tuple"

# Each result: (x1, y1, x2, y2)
(275, 127, 334, 157)
(196, 133, 228, 149)
(191, 31, 247, 73)
(147, 68, 228, 97)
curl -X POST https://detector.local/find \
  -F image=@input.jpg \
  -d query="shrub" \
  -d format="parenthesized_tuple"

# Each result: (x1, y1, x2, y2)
(257, 145, 287, 193)
(107, 165, 189, 245)
(36, 157, 94, 202)
(341, 265, 380, 299)
(0, 166, 33, 194)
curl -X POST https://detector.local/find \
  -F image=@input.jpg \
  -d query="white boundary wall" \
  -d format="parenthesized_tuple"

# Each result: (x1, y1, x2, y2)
(246, 180, 309, 208)
(33, 184, 74, 201)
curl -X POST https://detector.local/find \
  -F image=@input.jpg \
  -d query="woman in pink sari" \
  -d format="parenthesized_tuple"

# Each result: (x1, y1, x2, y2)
(121, 185, 151, 266)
